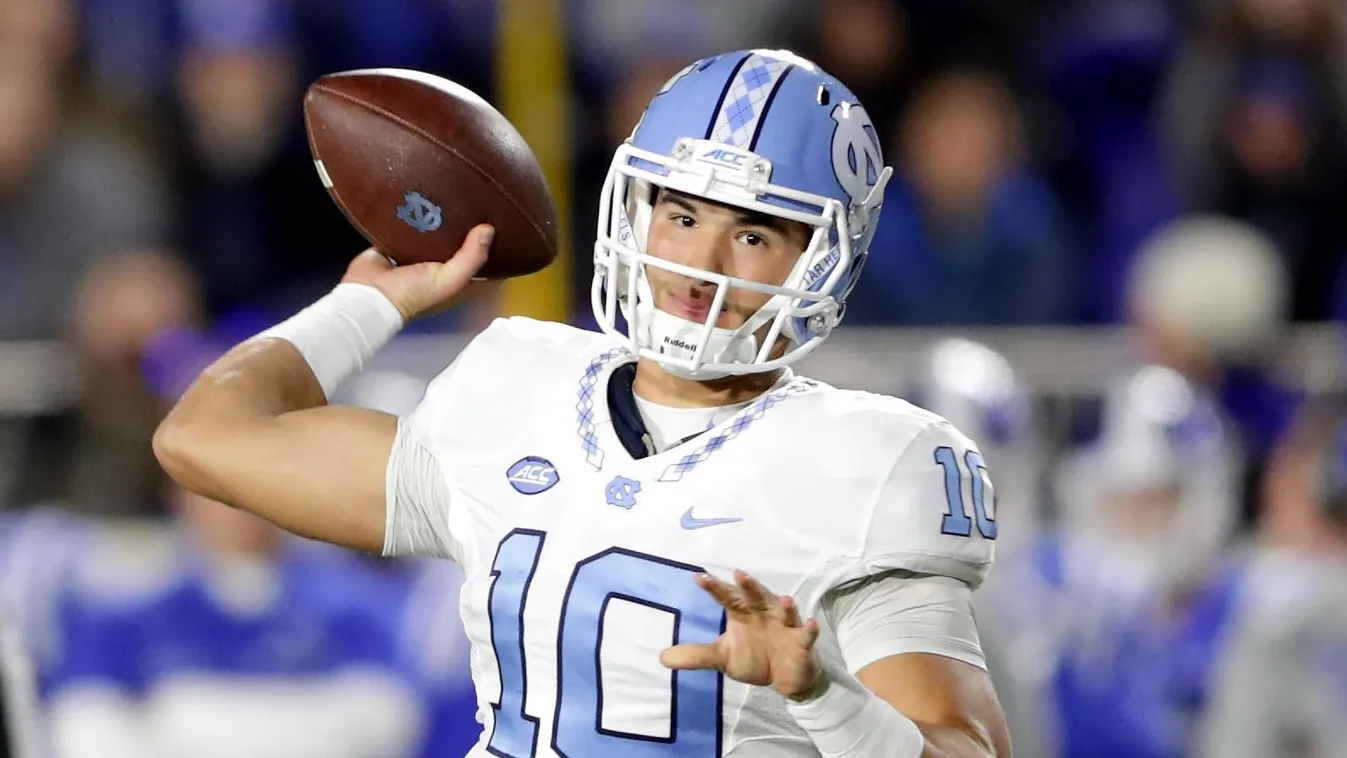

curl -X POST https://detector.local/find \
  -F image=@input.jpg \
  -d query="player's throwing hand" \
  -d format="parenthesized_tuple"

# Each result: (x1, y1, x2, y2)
(341, 224, 494, 322)
(660, 570, 823, 701)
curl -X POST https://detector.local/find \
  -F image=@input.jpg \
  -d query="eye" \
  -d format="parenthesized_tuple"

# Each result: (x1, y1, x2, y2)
(670, 214, 696, 228)
(737, 231, 767, 247)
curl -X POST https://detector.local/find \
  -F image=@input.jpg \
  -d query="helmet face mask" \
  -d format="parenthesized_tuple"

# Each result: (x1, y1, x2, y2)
(591, 51, 892, 380)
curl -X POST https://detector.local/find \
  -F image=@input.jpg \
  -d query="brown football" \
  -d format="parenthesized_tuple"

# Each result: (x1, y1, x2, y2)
(303, 68, 558, 279)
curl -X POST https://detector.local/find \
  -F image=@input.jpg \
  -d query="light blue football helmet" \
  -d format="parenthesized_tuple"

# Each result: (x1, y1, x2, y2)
(592, 49, 893, 379)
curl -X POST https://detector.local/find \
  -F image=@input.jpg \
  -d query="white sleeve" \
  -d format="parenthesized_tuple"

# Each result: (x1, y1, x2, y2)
(382, 417, 457, 562)
(861, 421, 997, 588)
(822, 572, 986, 675)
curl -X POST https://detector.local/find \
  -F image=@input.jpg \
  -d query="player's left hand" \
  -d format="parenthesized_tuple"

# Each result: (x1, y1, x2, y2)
(660, 570, 822, 701)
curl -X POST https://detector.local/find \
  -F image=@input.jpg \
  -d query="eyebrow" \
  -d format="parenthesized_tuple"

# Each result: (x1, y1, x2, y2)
(658, 190, 795, 235)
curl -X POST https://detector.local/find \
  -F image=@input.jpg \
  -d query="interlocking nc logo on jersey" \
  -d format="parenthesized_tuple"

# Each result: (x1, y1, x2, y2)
(396, 191, 442, 233)
(605, 476, 642, 509)
(506, 456, 559, 495)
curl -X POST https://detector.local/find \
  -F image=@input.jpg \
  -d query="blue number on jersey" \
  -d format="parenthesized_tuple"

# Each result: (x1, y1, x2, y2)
(486, 530, 726, 758)
(487, 530, 545, 757)
(935, 447, 997, 540)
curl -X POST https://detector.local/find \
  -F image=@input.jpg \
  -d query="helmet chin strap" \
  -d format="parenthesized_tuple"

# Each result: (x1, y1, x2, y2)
(641, 308, 758, 380)
(625, 262, 795, 380)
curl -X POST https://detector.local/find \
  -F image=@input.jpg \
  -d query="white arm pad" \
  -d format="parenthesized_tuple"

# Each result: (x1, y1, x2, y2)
(254, 283, 405, 400)
(787, 663, 926, 758)
(788, 572, 985, 757)
(383, 418, 458, 561)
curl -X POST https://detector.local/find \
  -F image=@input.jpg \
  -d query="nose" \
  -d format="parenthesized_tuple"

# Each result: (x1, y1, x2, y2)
(672, 230, 732, 278)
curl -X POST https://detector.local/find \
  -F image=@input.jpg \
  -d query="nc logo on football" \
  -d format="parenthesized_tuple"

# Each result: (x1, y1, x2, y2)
(397, 191, 442, 233)
(506, 456, 559, 495)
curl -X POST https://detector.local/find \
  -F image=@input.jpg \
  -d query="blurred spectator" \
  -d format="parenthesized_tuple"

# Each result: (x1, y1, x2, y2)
(569, 0, 809, 82)
(41, 487, 424, 758)
(805, 0, 910, 138)
(0, 40, 183, 349)
(395, 560, 482, 758)
(1198, 413, 1347, 758)
(1127, 214, 1304, 529)
(1161, 0, 1347, 321)
(0, 0, 78, 65)
(162, 0, 500, 333)
(1031, 0, 1181, 323)
(1127, 216, 1290, 371)
(983, 364, 1247, 758)
(167, 0, 324, 317)
(38, 324, 432, 758)
(846, 69, 1077, 325)
(0, 0, 199, 516)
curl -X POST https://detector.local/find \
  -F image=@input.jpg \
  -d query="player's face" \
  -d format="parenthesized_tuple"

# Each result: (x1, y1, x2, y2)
(644, 190, 812, 330)
(1104, 485, 1181, 544)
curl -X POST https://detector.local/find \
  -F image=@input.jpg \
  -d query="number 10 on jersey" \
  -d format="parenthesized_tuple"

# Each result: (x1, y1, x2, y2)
(935, 446, 997, 540)
(487, 529, 727, 757)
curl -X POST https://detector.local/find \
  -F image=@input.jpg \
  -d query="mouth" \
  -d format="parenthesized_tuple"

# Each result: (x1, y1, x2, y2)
(666, 292, 715, 322)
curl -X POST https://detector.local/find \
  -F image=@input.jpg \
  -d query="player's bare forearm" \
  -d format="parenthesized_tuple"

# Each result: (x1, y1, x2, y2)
(154, 337, 395, 552)
(859, 654, 1011, 758)
(174, 337, 326, 422)
(909, 721, 1003, 758)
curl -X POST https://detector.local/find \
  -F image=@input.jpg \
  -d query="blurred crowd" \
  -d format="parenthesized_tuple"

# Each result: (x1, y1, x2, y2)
(2, 0, 1347, 756)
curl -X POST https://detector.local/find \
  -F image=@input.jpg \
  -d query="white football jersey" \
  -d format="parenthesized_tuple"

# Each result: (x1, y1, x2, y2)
(400, 317, 996, 757)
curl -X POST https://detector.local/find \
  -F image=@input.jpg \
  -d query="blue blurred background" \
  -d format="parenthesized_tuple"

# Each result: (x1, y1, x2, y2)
(2, 0, 1347, 756)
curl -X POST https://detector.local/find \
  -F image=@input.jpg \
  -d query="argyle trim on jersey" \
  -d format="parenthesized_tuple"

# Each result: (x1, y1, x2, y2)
(576, 348, 632, 469)
(658, 378, 818, 482)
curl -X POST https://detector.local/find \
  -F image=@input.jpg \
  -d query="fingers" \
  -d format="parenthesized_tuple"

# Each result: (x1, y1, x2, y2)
(699, 570, 808, 626)
(433, 224, 493, 291)
(695, 573, 740, 609)
(779, 594, 803, 628)
(660, 643, 723, 671)
(799, 617, 820, 650)
(735, 570, 775, 612)
(779, 595, 819, 650)
(344, 247, 397, 278)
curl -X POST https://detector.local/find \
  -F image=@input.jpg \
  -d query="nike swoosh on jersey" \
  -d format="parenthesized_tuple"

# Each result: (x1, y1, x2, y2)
(680, 508, 743, 530)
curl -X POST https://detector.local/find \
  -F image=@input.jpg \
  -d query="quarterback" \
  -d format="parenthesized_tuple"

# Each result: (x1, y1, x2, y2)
(156, 50, 1011, 757)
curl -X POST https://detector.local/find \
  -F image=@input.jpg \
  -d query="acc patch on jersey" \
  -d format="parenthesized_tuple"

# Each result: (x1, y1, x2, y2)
(506, 456, 560, 495)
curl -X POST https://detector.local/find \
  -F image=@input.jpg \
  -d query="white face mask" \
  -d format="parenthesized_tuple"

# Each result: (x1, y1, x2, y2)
(591, 138, 891, 380)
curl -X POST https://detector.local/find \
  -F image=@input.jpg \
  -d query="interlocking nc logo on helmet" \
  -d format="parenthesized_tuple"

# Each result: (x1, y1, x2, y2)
(830, 104, 883, 207)
(397, 191, 442, 233)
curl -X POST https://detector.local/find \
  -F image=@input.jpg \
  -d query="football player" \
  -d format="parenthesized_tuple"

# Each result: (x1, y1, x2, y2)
(154, 50, 1011, 757)
(986, 365, 1246, 758)
(1198, 415, 1347, 758)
